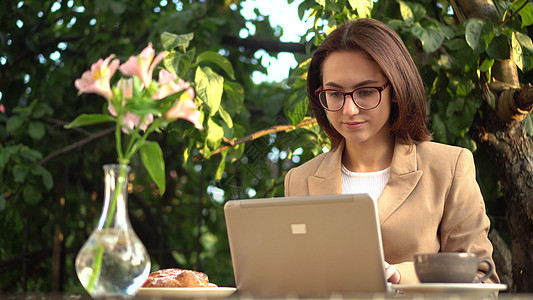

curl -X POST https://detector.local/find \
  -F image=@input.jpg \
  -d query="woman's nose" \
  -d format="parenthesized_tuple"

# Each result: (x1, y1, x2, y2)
(343, 95, 360, 115)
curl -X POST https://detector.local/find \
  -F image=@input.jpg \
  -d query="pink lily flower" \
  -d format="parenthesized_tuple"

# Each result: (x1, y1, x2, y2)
(118, 43, 166, 89)
(153, 69, 202, 129)
(108, 78, 154, 134)
(74, 54, 120, 100)
(152, 69, 194, 100)
(165, 97, 203, 130)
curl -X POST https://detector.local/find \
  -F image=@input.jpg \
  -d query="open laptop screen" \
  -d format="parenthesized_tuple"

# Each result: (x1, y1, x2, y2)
(224, 194, 390, 298)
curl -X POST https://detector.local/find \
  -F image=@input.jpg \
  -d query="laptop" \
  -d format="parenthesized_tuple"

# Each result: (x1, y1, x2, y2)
(224, 194, 391, 298)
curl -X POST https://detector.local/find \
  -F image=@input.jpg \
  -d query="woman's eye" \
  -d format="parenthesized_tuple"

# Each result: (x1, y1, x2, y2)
(357, 89, 376, 97)
(329, 91, 343, 98)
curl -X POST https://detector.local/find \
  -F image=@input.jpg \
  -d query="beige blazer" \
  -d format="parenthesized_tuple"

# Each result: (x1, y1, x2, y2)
(284, 138, 499, 284)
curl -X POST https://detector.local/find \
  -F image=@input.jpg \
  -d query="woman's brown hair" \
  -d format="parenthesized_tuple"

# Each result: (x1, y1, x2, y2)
(307, 18, 432, 150)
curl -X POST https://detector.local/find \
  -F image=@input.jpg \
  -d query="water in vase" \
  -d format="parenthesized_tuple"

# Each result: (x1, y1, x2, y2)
(76, 228, 151, 297)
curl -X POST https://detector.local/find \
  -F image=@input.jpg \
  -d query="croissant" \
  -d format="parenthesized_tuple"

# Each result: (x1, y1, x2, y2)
(142, 268, 218, 288)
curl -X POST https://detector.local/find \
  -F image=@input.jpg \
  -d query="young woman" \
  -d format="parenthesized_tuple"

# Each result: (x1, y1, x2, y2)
(284, 18, 499, 284)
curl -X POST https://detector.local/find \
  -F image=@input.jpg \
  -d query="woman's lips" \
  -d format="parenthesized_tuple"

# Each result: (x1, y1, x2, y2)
(343, 121, 365, 129)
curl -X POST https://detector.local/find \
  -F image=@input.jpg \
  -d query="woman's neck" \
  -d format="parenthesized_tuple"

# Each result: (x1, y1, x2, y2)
(342, 136, 395, 172)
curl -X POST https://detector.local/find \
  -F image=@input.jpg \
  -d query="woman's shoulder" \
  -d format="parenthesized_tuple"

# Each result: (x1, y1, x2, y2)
(414, 140, 475, 168)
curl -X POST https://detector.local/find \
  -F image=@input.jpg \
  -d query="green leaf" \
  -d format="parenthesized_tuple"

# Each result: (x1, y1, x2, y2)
(195, 66, 224, 117)
(399, 1, 425, 23)
(431, 114, 447, 143)
(524, 114, 533, 136)
(285, 88, 308, 126)
(512, 31, 533, 72)
(20, 148, 43, 161)
(411, 21, 445, 53)
(214, 150, 228, 181)
(223, 81, 245, 113)
(161, 32, 194, 51)
(28, 121, 45, 140)
(0, 196, 6, 211)
(399, 1, 414, 23)
(487, 35, 510, 59)
(109, 1, 126, 14)
(196, 51, 235, 80)
(511, 0, 533, 27)
(217, 106, 234, 129)
(13, 165, 28, 183)
(31, 165, 54, 190)
(166, 47, 196, 78)
(64, 114, 115, 128)
(206, 118, 224, 152)
(0, 150, 9, 169)
(479, 58, 494, 72)
(349, 0, 373, 17)
(6, 116, 25, 133)
(446, 39, 468, 51)
(465, 18, 494, 53)
(23, 185, 41, 205)
(139, 141, 166, 195)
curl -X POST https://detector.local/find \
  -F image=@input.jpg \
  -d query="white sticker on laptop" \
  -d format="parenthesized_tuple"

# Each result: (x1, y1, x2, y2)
(291, 223, 307, 234)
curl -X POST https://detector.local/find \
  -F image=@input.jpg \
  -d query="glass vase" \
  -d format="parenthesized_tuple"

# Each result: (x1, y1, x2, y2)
(75, 164, 151, 298)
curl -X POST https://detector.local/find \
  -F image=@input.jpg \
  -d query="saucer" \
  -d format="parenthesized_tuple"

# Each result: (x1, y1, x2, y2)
(137, 287, 237, 298)
(392, 283, 507, 296)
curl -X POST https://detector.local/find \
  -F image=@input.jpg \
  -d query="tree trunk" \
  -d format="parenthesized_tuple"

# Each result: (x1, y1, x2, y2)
(473, 110, 533, 292)
(456, 0, 533, 292)
(452, 0, 533, 292)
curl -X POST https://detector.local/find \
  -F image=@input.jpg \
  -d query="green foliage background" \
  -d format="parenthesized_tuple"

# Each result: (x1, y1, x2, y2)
(1, 0, 532, 293)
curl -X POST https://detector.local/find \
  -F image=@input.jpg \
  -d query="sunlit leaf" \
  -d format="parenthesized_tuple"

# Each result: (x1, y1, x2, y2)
(195, 66, 224, 117)
(399, 1, 425, 23)
(217, 108, 234, 140)
(196, 51, 235, 80)
(399, 1, 414, 23)
(206, 118, 224, 152)
(349, 0, 373, 17)
(510, 0, 533, 27)
(512, 31, 533, 72)
(214, 150, 228, 181)
(479, 58, 494, 72)
(140, 141, 166, 195)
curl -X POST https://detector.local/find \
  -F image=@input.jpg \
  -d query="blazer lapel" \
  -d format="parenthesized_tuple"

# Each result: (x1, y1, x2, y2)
(308, 142, 343, 195)
(378, 139, 423, 224)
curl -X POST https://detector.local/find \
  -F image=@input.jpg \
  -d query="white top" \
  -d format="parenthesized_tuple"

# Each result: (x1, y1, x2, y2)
(341, 165, 391, 202)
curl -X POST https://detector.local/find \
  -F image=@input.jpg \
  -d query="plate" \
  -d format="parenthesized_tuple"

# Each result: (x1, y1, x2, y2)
(392, 283, 507, 296)
(137, 287, 237, 298)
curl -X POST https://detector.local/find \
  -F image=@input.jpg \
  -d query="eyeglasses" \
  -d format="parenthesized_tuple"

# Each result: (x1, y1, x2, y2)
(315, 82, 390, 111)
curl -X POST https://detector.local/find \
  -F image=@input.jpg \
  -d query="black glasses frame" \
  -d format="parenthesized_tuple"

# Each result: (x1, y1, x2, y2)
(314, 82, 390, 111)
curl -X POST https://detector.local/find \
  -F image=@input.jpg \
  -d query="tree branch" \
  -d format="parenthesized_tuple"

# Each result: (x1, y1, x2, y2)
(501, 0, 530, 26)
(221, 35, 310, 54)
(194, 118, 317, 161)
(39, 127, 115, 166)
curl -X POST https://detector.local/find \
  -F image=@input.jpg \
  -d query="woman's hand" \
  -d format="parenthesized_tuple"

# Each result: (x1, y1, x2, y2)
(384, 261, 401, 284)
